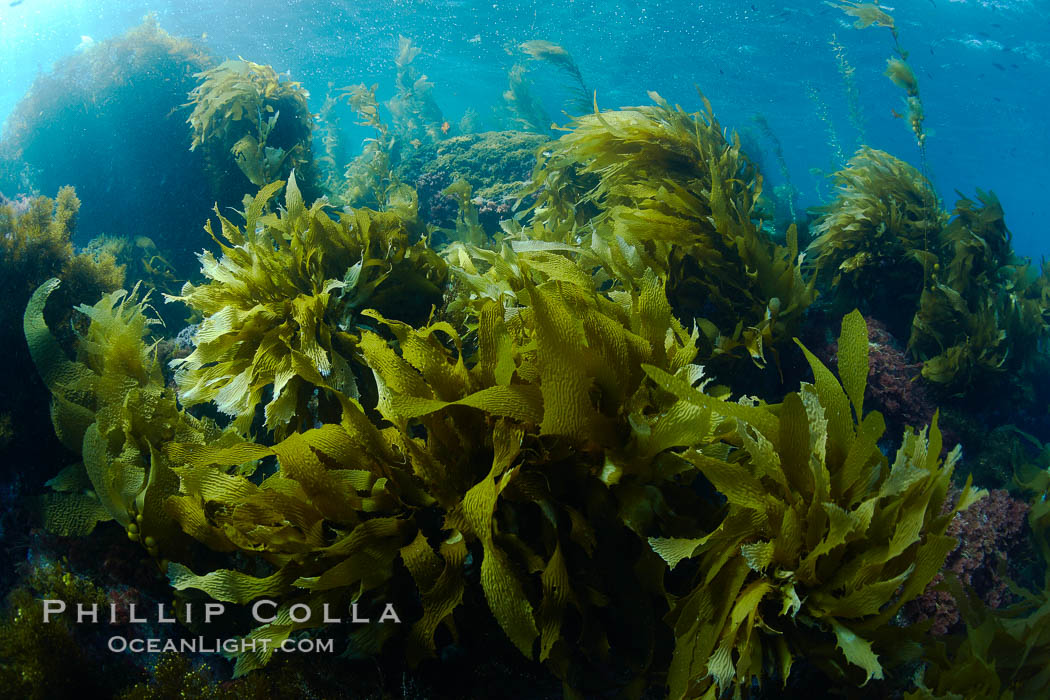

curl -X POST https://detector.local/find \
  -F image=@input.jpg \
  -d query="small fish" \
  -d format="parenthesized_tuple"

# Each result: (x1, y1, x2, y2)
(993, 63, 1006, 71)
(9, 0, 24, 7)
(440, 121, 450, 135)
(201, 32, 208, 41)
(468, 34, 481, 44)
(410, 138, 422, 148)
(890, 108, 904, 119)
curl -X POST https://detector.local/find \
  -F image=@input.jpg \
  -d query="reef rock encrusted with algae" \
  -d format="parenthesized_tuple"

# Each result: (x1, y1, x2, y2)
(0, 16, 215, 254)
(397, 130, 549, 234)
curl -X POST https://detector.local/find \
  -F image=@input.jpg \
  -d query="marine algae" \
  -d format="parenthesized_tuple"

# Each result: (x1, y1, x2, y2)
(527, 92, 815, 368)
(0, 187, 124, 478)
(167, 174, 446, 437)
(187, 59, 318, 200)
(648, 311, 982, 697)
(807, 147, 945, 329)
(25, 278, 238, 562)
(159, 252, 710, 688)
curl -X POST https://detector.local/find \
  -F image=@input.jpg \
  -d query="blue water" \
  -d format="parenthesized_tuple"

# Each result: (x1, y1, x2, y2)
(0, 0, 1047, 256)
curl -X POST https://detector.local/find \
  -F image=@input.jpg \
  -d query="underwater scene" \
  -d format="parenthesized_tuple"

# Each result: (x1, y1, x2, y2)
(1, 0, 1049, 697)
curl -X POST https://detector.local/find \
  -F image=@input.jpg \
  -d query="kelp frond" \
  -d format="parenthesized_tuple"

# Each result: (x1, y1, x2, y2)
(157, 245, 715, 683)
(166, 174, 446, 438)
(885, 57, 918, 94)
(648, 310, 982, 697)
(827, 1, 895, 30)
(26, 279, 236, 563)
(519, 40, 591, 114)
(527, 91, 814, 367)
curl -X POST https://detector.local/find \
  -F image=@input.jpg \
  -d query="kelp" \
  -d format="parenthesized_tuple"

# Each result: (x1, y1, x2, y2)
(827, 1, 895, 30)
(831, 1, 927, 153)
(25, 279, 237, 563)
(82, 234, 184, 321)
(359, 270, 713, 685)
(1, 188, 126, 341)
(441, 179, 487, 248)
(527, 92, 814, 367)
(167, 174, 447, 438)
(502, 64, 552, 134)
(333, 38, 448, 209)
(315, 93, 350, 199)
(186, 59, 318, 199)
(808, 147, 944, 315)
(0, 187, 124, 474)
(907, 583, 1050, 700)
(830, 33, 866, 148)
(386, 36, 446, 152)
(907, 464, 1050, 699)
(809, 150, 1050, 391)
(519, 40, 591, 115)
(335, 83, 404, 210)
(648, 311, 982, 697)
(908, 191, 1050, 389)
(160, 246, 716, 687)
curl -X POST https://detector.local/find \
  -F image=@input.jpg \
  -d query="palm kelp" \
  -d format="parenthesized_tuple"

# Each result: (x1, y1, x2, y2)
(811, 151, 1050, 393)
(163, 259, 713, 688)
(527, 92, 815, 370)
(26, 233, 993, 696)
(807, 147, 945, 332)
(4, 5, 1050, 695)
(25, 279, 242, 564)
(649, 311, 981, 696)
(909, 191, 1050, 390)
(167, 174, 447, 438)
(187, 59, 319, 203)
